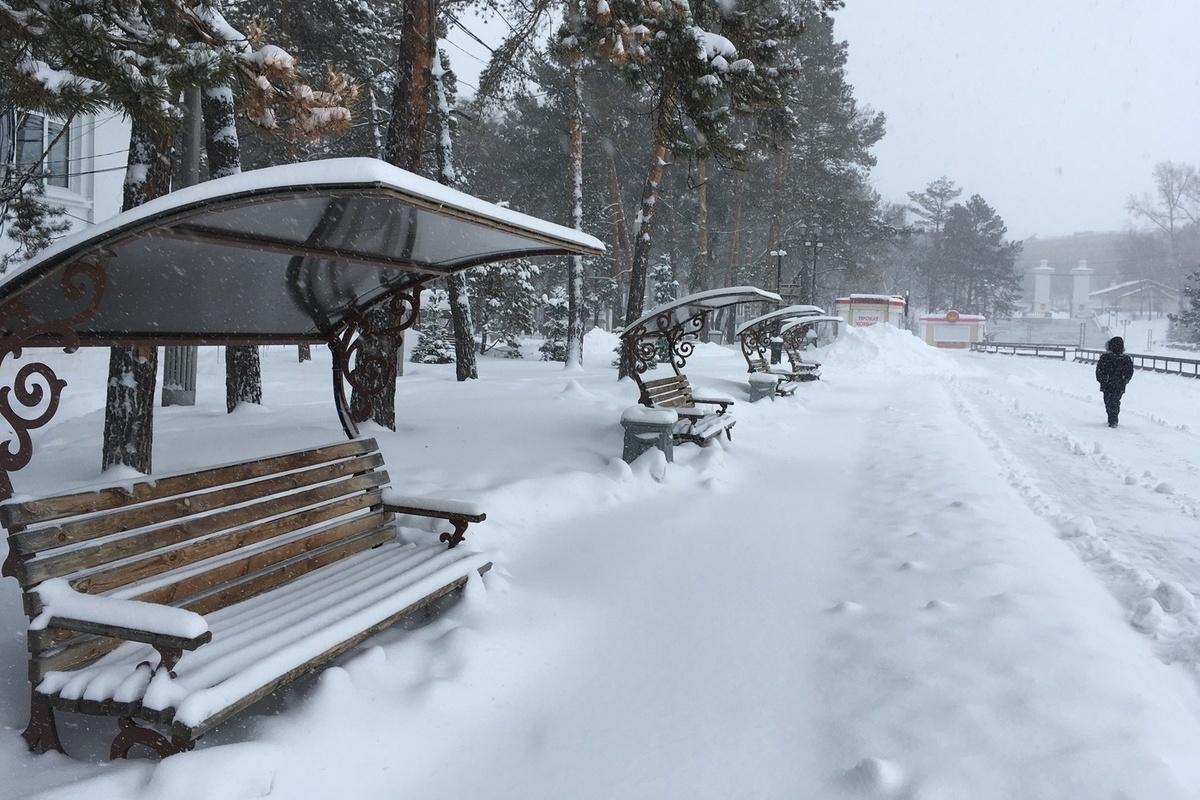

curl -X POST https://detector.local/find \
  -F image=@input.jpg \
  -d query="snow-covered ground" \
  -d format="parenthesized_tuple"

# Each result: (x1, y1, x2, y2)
(4, 324, 1200, 799)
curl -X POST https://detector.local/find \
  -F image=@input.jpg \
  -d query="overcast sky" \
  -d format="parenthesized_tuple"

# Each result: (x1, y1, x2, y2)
(833, 0, 1200, 241)
(446, 1, 1200, 243)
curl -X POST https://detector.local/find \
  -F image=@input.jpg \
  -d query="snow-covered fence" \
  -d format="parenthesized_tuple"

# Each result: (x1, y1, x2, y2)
(970, 342, 1068, 359)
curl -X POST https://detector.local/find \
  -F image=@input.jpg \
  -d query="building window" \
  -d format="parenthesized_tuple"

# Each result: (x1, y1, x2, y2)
(3, 111, 71, 189)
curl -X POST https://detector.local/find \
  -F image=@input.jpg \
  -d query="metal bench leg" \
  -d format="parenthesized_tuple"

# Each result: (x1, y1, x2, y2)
(110, 717, 195, 760)
(22, 691, 64, 754)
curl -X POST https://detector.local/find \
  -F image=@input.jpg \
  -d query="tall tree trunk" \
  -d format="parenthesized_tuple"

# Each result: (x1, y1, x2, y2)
(358, 0, 439, 428)
(696, 158, 710, 289)
(101, 120, 173, 474)
(432, 52, 478, 381)
(720, 149, 751, 340)
(618, 128, 671, 380)
(565, 54, 586, 369)
(202, 86, 263, 413)
(604, 142, 633, 325)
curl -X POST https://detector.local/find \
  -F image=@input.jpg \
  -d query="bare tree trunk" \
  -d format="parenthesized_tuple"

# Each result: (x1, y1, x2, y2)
(355, 0, 439, 427)
(565, 55, 586, 368)
(202, 86, 262, 413)
(433, 51, 478, 382)
(719, 149, 752, 340)
(101, 120, 172, 474)
(618, 129, 671, 380)
(604, 142, 633, 325)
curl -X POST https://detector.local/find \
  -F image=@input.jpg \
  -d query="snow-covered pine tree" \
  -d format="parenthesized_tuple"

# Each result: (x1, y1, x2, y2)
(0, 182, 70, 272)
(1169, 270, 1200, 344)
(470, 259, 541, 359)
(410, 290, 455, 364)
(539, 290, 570, 362)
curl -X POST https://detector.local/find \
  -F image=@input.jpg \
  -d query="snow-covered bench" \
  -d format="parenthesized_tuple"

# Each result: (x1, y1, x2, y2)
(745, 357, 800, 400)
(639, 374, 736, 445)
(0, 438, 490, 759)
(783, 345, 821, 381)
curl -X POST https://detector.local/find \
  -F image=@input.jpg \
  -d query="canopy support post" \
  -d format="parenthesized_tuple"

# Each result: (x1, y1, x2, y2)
(328, 287, 421, 439)
(0, 254, 109, 501)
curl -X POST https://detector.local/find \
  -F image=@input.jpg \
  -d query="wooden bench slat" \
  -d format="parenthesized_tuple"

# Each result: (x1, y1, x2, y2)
(10, 452, 386, 557)
(0, 439, 378, 529)
(29, 519, 397, 679)
(18, 472, 388, 586)
(3, 436, 492, 758)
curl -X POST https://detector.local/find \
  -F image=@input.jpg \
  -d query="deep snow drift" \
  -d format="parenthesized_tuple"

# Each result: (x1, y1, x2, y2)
(3, 323, 1200, 799)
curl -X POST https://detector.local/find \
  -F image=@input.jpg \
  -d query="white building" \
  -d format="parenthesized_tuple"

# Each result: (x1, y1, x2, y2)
(2, 108, 130, 258)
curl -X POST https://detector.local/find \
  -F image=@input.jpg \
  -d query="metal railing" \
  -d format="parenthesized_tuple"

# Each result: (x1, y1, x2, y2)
(969, 342, 1068, 359)
(972, 342, 1200, 378)
(1073, 349, 1200, 378)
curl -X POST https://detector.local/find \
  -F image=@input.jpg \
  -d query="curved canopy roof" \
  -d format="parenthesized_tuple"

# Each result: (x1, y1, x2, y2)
(734, 304, 825, 336)
(779, 315, 842, 334)
(0, 158, 605, 346)
(620, 286, 781, 340)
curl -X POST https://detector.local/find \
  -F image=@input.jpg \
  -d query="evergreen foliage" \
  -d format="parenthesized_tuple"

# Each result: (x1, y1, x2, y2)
(1168, 270, 1200, 343)
(539, 290, 570, 362)
(0, 183, 69, 272)
(470, 260, 540, 359)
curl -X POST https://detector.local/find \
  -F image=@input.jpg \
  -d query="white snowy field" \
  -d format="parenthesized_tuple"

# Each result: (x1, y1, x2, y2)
(4, 324, 1200, 799)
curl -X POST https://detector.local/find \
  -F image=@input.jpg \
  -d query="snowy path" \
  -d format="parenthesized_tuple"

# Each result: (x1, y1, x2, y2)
(951, 353, 1200, 681)
(6, 329, 1200, 799)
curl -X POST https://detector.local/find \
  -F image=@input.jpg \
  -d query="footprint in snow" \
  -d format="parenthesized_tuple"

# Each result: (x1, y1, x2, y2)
(898, 561, 927, 572)
(922, 599, 956, 613)
(844, 757, 907, 795)
(1131, 597, 1166, 633)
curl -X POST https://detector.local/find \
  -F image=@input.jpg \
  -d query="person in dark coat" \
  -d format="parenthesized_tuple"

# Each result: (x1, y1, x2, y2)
(1095, 336, 1134, 427)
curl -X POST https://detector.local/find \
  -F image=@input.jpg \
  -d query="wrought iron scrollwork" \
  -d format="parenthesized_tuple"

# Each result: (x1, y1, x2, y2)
(739, 321, 775, 364)
(0, 255, 108, 501)
(624, 309, 708, 376)
(329, 288, 421, 438)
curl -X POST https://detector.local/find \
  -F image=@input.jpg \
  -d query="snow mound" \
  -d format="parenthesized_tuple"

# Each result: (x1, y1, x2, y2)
(1154, 580, 1195, 613)
(583, 326, 621, 359)
(1131, 597, 1166, 633)
(845, 756, 907, 794)
(820, 323, 961, 378)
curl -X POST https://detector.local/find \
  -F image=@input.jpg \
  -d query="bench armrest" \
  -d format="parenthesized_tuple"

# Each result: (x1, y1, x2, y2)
(381, 492, 486, 548)
(30, 578, 211, 653)
(690, 393, 735, 412)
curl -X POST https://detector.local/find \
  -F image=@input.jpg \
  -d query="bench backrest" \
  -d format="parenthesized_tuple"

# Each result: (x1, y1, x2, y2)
(747, 358, 772, 374)
(2, 438, 395, 681)
(785, 345, 816, 368)
(640, 374, 695, 409)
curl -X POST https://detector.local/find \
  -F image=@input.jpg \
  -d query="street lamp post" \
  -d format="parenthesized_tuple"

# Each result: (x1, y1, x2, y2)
(769, 249, 787, 293)
(799, 224, 825, 307)
(768, 248, 787, 363)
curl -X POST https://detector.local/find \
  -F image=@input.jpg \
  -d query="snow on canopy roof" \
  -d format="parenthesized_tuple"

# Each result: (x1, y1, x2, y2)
(735, 305, 825, 336)
(836, 294, 906, 305)
(0, 157, 605, 346)
(620, 286, 781, 339)
(779, 315, 842, 333)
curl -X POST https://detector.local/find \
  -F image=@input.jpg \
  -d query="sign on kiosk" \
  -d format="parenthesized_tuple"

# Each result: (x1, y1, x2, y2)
(919, 310, 986, 348)
(835, 294, 907, 328)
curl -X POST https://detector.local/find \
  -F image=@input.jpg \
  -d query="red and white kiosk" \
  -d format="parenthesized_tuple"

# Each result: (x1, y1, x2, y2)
(919, 310, 986, 348)
(834, 294, 907, 328)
